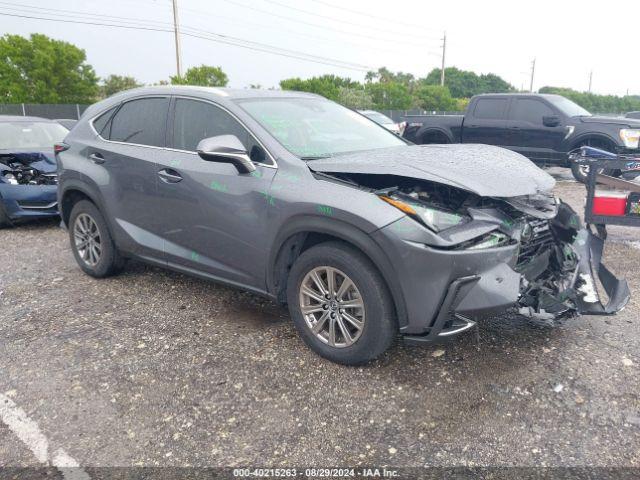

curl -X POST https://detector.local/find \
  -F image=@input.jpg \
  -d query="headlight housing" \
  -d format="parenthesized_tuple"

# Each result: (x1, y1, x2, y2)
(620, 129, 640, 149)
(379, 194, 468, 232)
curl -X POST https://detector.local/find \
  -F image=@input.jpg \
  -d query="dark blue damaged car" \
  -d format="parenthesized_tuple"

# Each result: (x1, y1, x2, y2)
(0, 116, 67, 227)
(56, 87, 630, 365)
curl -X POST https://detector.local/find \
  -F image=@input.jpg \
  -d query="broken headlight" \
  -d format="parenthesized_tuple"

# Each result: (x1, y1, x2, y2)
(379, 194, 468, 232)
(466, 232, 510, 250)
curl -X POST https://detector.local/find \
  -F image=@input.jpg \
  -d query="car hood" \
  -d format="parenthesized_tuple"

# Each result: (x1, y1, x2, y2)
(0, 149, 57, 173)
(307, 144, 555, 197)
(579, 116, 640, 128)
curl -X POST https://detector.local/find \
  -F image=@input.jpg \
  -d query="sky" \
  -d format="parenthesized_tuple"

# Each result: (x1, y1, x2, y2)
(1, 0, 639, 96)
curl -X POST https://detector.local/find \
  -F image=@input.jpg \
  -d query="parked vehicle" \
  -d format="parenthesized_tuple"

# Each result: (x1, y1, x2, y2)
(0, 116, 67, 227)
(358, 110, 405, 135)
(627, 112, 640, 120)
(56, 87, 628, 365)
(55, 119, 78, 130)
(403, 94, 640, 183)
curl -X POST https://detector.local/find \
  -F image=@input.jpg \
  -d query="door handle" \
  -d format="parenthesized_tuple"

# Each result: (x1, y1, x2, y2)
(158, 168, 183, 183)
(89, 153, 105, 164)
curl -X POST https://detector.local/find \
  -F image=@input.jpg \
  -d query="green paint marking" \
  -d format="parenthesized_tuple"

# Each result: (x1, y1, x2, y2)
(169, 159, 181, 167)
(250, 170, 263, 179)
(209, 180, 228, 192)
(260, 190, 276, 206)
(317, 205, 333, 216)
(191, 251, 200, 261)
(279, 172, 300, 182)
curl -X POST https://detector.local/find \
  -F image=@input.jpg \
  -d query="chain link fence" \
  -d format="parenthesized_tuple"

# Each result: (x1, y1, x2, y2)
(0, 104, 91, 119)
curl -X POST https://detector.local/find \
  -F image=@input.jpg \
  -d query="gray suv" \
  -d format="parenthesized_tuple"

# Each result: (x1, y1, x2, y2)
(56, 86, 629, 365)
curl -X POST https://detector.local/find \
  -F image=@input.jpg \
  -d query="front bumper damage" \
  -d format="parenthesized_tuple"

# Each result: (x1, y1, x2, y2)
(374, 203, 630, 344)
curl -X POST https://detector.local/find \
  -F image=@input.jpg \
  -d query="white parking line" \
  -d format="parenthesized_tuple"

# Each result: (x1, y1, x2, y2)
(0, 392, 90, 480)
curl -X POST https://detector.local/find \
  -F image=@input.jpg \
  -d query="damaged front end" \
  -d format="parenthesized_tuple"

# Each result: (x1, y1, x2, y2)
(316, 170, 630, 332)
(0, 152, 58, 186)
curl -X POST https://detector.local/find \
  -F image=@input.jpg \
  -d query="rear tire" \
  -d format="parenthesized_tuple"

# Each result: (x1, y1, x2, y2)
(68, 200, 123, 278)
(286, 241, 396, 365)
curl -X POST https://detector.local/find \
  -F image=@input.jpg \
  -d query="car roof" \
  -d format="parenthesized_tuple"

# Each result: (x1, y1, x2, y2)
(473, 93, 562, 100)
(108, 85, 322, 100)
(0, 115, 55, 123)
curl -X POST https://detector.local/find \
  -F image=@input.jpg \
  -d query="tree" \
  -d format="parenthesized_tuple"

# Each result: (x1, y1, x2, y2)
(0, 33, 98, 103)
(365, 81, 412, 110)
(414, 84, 457, 111)
(538, 86, 640, 114)
(423, 67, 514, 98)
(280, 75, 358, 101)
(171, 65, 228, 87)
(337, 87, 374, 109)
(100, 75, 142, 98)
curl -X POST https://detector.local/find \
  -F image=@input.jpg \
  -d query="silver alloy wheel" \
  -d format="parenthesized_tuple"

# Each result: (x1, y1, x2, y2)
(73, 213, 102, 267)
(299, 266, 365, 348)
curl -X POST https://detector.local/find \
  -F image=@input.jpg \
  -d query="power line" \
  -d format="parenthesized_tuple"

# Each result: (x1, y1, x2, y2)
(0, 11, 374, 71)
(216, 0, 438, 47)
(308, 0, 438, 32)
(258, 0, 440, 41)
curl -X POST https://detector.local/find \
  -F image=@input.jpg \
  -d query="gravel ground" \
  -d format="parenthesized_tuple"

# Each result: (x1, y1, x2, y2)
(1, 173, 639, 471)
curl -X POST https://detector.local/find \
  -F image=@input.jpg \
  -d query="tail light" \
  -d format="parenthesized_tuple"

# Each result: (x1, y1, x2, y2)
(54, 142, 69, 154)
(592, 192, 628, 216)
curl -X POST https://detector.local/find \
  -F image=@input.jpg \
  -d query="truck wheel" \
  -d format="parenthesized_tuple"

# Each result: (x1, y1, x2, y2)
(286, 241, 396, 365)
(570, 139, 619, 183)
(68, 200, 124, 278)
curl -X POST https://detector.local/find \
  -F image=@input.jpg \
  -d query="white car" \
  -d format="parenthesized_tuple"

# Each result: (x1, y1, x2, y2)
(358, 110, 405, 135)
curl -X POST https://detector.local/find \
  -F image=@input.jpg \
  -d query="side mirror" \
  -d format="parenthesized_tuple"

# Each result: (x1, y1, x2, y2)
(196, 135, 256, 174)
(543, 115, 561, 127)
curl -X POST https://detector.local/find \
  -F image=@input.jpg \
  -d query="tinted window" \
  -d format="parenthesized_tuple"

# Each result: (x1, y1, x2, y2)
(511, 99, 554, 124)
(92, 107, 117, 137)
(473, 98, 508, 120)
(109, 97, 169, 147)
(172, 98, 270, 164)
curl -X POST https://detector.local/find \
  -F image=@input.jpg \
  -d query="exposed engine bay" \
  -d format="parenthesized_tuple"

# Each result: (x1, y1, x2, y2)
(319, 171, 630, 320)
(0, 153, 57, 185)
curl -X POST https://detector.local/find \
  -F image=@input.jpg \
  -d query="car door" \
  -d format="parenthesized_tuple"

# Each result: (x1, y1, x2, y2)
(87, 96, 171, 260)
(155, 96, 276, 290)
(462, 97, 509, 145)
(505, 97, 566, 162)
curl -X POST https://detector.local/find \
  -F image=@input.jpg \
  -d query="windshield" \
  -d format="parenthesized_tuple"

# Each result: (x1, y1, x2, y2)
(0, 121, 68, 150)
(361, 111, 395, 125)
(238, 98, 405, 158)
(546, 96, 591, 117)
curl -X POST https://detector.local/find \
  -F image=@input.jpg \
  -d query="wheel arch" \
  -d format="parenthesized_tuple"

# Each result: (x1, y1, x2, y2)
(267, 215, 408, 328)
(417, 127, 453, 144)
(59, 183, 105, 228)
(569, 133, 619, 151)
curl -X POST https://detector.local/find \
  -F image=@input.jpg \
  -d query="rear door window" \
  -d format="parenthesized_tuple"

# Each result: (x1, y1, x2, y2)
(109, 97, 169, 147)
(92, 106, 117, 137)
(510, 99, 555, 124)
(473, 98, 508, 120)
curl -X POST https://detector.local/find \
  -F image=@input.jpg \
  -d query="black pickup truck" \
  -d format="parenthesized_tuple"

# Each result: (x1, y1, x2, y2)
(403, 93, 640, 182)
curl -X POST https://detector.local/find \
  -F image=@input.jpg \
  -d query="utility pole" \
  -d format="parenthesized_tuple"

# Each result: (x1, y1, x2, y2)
(588, 70, 593, 93)
(172, 0, 182, 77)
(529, 58, 536, 93)
(440, 32, 446, 86)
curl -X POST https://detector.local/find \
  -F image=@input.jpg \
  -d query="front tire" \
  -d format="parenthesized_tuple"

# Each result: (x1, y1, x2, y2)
(570, 139, 620, 183)
(286, 241, 396, 365)
(68, 200, 123, 278)
(0, 203, 13, 228)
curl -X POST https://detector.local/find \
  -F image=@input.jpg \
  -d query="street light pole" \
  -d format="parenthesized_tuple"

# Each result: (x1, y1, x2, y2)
(172, 0, 182, 77)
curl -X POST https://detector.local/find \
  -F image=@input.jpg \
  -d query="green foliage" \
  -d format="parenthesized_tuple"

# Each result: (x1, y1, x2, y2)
(414, 84, 457, 111)
(365, 81, 412, 110)
(171, 65, 228, 87)
(538, 86, 640, 114)
(100, 75, 142, 98)
(0, 33, 99, 103)
(337, 86, 374, 109)
(280, 75, 358, 101)
(424, 67, 514, 98)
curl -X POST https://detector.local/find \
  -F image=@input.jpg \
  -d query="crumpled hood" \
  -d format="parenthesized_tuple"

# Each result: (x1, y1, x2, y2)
(579, 116, 640, 128)
(0, 150, 57, 174)
(308, 144, 555, 197)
